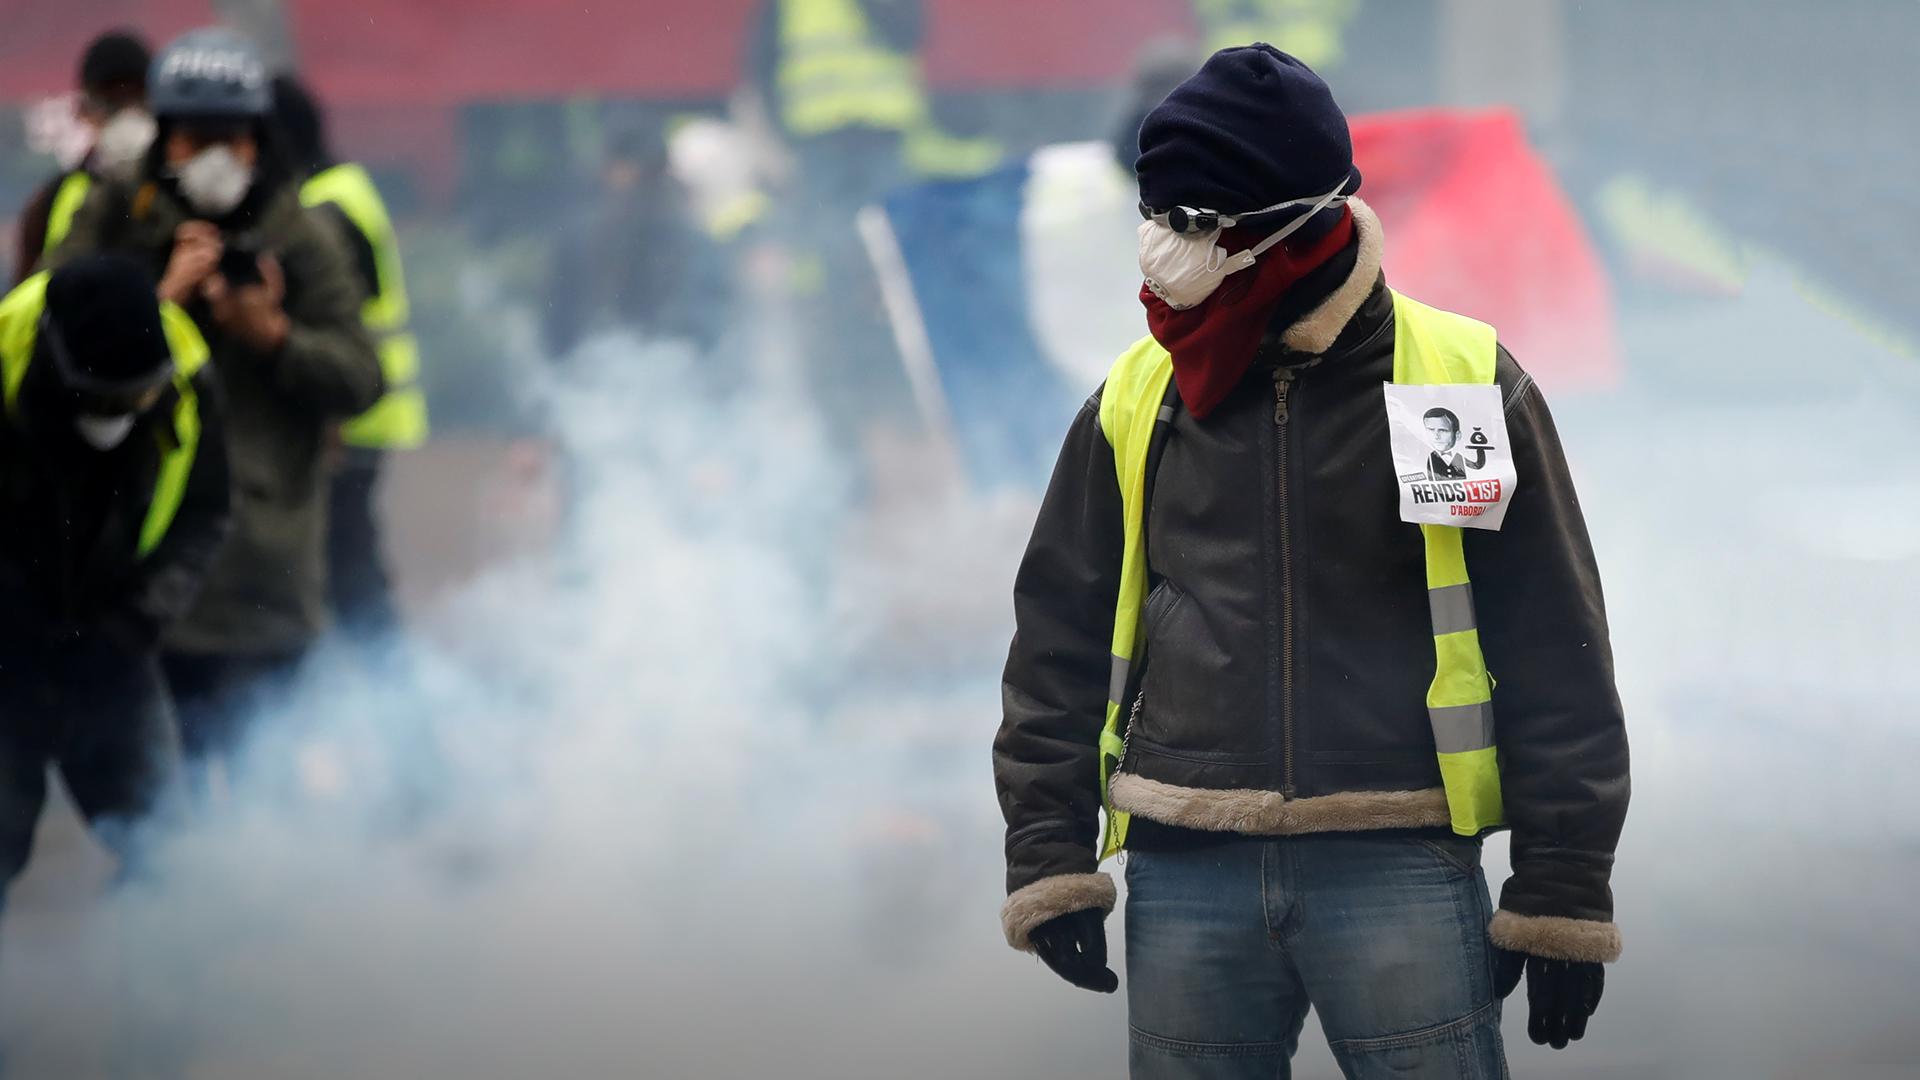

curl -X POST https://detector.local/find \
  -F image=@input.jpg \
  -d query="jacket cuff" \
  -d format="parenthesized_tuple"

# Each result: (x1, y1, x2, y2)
(1000, 872, 1116, 952)
(1488, 909, 1622, 963)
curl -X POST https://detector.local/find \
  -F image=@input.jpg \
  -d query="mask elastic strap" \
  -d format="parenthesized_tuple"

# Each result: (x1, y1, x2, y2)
(1246, 179, 1352, 259)
(1234, 175, 1354, 221)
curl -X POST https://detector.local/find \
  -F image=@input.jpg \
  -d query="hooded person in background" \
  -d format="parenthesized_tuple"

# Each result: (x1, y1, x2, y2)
(48, 27, 383, 780)
(0, 255, 230, 899)
(542, 120, 728, 361)
(12, 29, 156, 285)
(272, 74, 424, 642)
(993, 46, 1628, 1077)
(1110, 40, 1206, 176)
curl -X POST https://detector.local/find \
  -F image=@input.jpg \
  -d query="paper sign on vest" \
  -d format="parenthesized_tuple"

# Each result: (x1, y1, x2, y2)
(1381, 383, 1516, 530)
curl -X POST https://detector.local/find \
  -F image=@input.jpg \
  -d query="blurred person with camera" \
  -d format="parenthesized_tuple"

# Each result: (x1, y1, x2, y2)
(993, 46, 1628, 1077)
(0, 254, 230, 899)
(12, 29, 156, 285)
(272, 74, 425, 643)
(49, 27, 383, 780)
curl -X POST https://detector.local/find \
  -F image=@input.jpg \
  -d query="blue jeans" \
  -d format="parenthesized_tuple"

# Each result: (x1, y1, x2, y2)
(1125, 833, 1507, 1079)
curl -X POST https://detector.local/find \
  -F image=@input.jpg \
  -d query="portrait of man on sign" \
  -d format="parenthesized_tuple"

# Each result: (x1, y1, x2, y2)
(1424, 406, 1467, 479)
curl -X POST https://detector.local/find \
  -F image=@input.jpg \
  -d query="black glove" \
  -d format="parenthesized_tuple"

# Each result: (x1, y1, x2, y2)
(1028, 908, 1118, 994)
(1494, 948, 1604, 1049)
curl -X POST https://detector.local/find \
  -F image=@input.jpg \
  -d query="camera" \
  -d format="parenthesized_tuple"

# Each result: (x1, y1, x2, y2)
(216, 235, 265, 287)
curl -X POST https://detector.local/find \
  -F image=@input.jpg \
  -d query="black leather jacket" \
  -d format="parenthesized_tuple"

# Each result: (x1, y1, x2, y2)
(994, 231, 1629, 956)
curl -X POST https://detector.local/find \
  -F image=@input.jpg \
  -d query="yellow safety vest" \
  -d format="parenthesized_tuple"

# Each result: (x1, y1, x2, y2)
(1094, 289, 1505, 860)
(43, 170, 93, 256)
(1192, 0, 1356, 71)
(901, 123, 1005, 180)
(300, 163, 428, 450)
(0, 272, 209, 558)
(777, 0, 926, 138)
(705, 190, 773, 243)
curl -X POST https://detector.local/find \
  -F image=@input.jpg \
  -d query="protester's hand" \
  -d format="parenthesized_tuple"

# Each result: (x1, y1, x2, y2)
(158, 221, 222, 304)
(205, 251, 290, 352)
(1494, 948, 1605, 1049)
(1028, 908, 1118, 994)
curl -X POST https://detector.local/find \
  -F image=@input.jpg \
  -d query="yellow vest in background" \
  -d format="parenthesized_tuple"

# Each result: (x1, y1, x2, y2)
(43, 170, 94, 256)
(300, 163, 428, 450)
(777, 0, 926, 138)
(1193, 0, 1357, 71)
(777, 0, 1004, 178)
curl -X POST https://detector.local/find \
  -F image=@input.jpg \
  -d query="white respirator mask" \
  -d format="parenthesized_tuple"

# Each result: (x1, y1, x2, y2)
(92, 108, 157, 182)
(173, 143, 253, 217)
(74, 413, 137, 451)
(1138, 178, 1353, 310)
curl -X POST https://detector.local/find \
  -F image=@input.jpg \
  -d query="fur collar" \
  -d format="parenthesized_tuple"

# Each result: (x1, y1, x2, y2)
(1281, 196, 1384, 354)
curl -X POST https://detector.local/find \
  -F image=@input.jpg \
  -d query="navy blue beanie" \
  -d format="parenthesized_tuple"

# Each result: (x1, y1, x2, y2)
(1135, 44, 1360, 215)
(43, 254, 173, 393)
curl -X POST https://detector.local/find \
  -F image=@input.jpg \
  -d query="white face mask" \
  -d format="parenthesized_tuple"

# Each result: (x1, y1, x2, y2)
(93, 108, 156, 181)
(1139, 180, 1353, 310)
(74, 413, 137, 451)
(173, 143, 253, 217)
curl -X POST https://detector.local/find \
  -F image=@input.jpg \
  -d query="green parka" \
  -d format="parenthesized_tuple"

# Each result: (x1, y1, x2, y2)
(49, 173, 384, 656)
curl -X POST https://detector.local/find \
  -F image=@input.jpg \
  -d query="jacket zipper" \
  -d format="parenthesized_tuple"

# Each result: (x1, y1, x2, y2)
(1120, 690, 1143, 772)
(1272, 367, 1296, 796)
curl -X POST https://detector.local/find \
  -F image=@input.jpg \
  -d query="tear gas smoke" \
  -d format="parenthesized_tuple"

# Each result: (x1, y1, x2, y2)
(2, 262, 1911, 1080)
(3, 18, 1918, 1076)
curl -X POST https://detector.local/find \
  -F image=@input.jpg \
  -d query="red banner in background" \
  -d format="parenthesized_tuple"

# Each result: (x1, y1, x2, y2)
(0, 1, 1193, 106)
(0, 0, 215, 101)
(288, 0, 1182, 104)
(289, 0, 756, 106)
(1353, 108, 1621, 392)
(919, 0, 1188, 90)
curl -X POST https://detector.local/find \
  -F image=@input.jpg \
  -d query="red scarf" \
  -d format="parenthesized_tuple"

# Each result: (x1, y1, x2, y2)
(1141, 208, 1355, 418)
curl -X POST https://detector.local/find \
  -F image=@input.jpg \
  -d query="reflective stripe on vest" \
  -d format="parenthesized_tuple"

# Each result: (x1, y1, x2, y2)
(1092, 290, 1505, 861)
(901, 123, 1004, 180)
(0, 272, 209, 558)
(43, 171, 93, 256)
(300, 163, 428, 450)
(777, 0, 926, 137)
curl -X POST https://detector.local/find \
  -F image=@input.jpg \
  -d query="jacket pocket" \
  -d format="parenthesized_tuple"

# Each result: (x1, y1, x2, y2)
(1141, 579, 1186, 639)
(1417, 833, 1484, 879)
(1136, 579, 1268, 764)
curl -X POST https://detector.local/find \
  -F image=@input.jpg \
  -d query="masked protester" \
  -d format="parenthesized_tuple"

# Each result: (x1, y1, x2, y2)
(0, 255, 230, 899)
(13, 30, 156, 285)
(47, 27, 384, 780)
(993, 46, 1628, 1077)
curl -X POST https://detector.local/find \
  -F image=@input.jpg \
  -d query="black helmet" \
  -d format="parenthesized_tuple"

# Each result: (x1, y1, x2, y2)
(149, 27, 270, 120)
(78, 29, 151, 99)
(42, 255, 174, 397)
